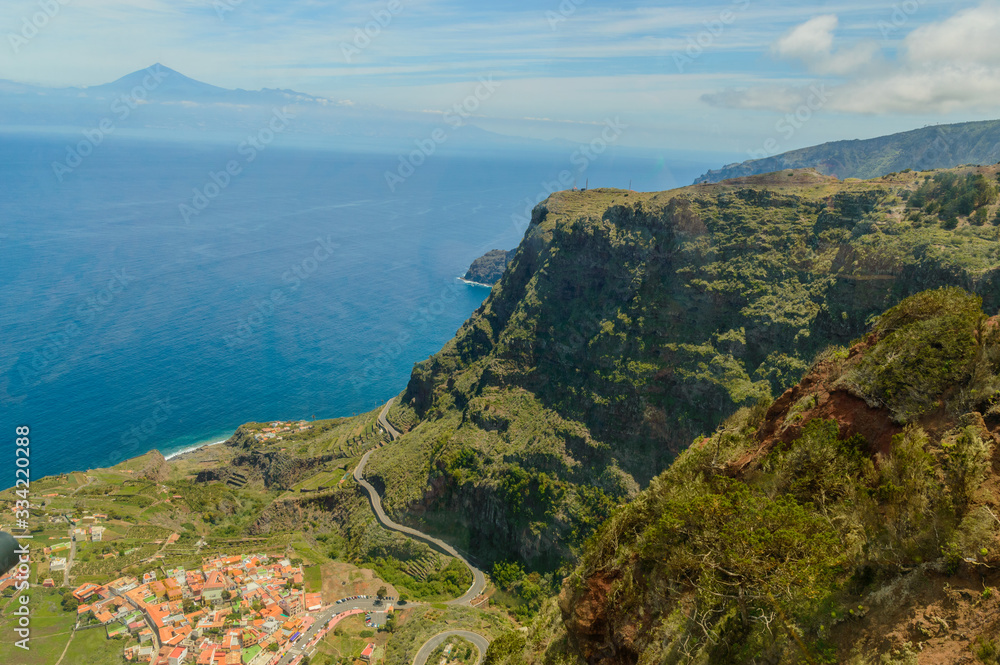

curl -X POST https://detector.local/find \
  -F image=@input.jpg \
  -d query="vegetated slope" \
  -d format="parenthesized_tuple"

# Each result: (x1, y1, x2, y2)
(365, 166, 1000, 567)
(465, 249, 515, 285)
(695, 119, 1000, 184)
(508, 287, 1000, 665)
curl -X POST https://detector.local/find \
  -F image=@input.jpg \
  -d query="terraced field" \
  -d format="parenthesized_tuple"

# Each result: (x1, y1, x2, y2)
(402, 553, 442, 582)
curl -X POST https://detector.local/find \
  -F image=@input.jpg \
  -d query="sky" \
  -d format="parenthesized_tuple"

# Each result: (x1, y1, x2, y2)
(3, 0, 1000, 157)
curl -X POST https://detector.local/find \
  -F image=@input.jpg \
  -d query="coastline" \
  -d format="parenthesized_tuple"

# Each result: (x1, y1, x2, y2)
(458, 276, 494, 288)
(163, 435, 232, 461)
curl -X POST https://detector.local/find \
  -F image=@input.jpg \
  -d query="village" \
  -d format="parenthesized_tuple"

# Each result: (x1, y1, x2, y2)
(0, 552, 389, 665)
(0, 410, 511, 665)
(250, 422, 314, 443)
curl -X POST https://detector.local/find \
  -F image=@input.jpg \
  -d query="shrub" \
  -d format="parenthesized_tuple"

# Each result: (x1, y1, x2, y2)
(942, 425, 991, 512)
(837, 288, 983, 422)
(874, 427, 944, 563)
(768, 419, 868, 507)
(484, 631, 527, 665)
(948, 506, 998, 564)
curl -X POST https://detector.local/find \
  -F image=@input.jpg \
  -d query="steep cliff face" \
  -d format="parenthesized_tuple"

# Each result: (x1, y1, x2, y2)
(538, 288, 1000, 664)
(366, 167, 1000, 566)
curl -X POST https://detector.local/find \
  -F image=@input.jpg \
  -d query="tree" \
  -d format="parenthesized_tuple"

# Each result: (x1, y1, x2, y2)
(397, 593, 408, 605)
(491, 561, 525, 590)
(61, 593, 78, 612)
(376, 585, 387, 600)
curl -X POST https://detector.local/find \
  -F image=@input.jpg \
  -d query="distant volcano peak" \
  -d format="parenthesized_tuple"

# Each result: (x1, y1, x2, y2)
(91, 63, 229, 97)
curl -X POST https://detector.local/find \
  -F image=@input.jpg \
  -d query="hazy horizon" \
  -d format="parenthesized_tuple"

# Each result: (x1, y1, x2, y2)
(4, 1, 1000, 156)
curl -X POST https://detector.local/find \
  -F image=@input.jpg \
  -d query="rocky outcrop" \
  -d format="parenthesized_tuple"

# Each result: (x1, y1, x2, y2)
(225, 424, 260, 451)
(558, 571, 633, 664)
(139, 450, 169, 482)
(463, 249, 514, 285)
(197, 427, 338, 490)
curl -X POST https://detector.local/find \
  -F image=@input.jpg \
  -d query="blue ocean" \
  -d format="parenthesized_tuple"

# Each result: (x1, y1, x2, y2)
(0, 132, 714, 483)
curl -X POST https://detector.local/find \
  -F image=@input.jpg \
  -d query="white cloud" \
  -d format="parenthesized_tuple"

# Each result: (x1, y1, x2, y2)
(904, 1, 1000, 65)
(772, 14, 879, 75)
(773, 14, 838, 61)
(834, 64, 1000, 114)
(707, 1, 1000, 115)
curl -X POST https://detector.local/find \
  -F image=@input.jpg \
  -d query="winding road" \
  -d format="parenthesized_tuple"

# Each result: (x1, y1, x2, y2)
(377, 398, 402, 440)
(353, 399, 493, 665)
(354, 399, 488, 606)
(412, 630, 491, 665)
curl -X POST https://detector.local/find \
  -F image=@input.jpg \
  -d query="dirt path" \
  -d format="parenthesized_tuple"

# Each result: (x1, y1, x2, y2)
(53, 627, 76, 665)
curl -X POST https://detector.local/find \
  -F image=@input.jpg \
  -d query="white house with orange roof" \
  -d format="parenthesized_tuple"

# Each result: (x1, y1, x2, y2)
(167, 646, 188, 665)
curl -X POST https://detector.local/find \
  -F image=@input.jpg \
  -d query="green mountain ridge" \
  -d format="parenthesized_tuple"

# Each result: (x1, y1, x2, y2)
(695, 119, 1000, 184)
(364, 166, 1000, 568)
